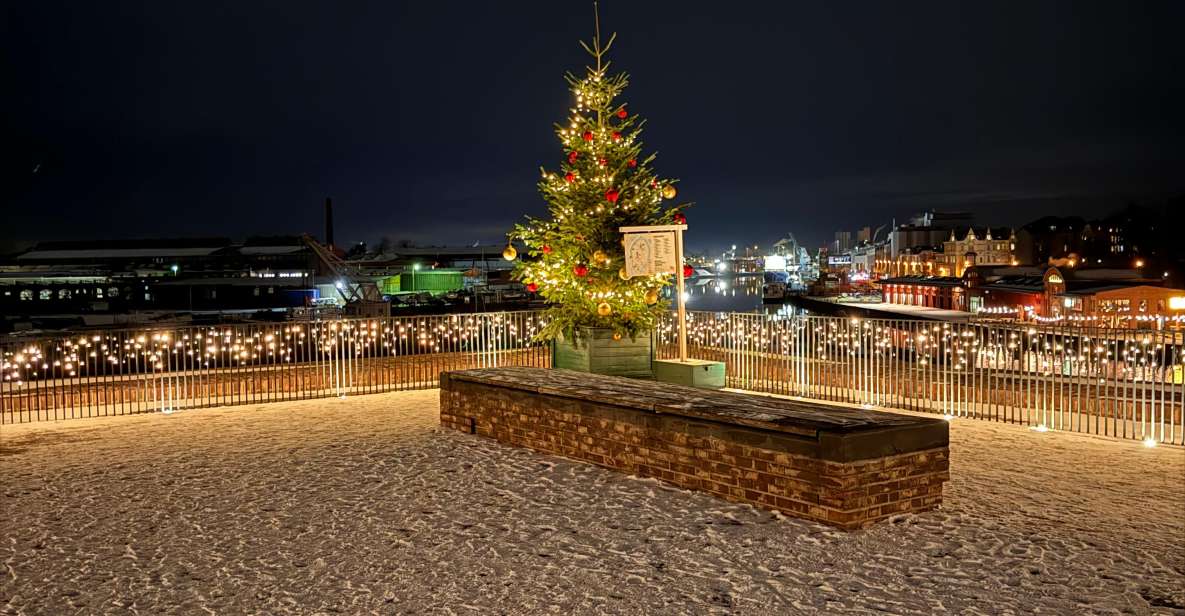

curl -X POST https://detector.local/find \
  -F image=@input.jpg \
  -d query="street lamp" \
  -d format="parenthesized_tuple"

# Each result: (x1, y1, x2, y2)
(412, 263, 421, 291)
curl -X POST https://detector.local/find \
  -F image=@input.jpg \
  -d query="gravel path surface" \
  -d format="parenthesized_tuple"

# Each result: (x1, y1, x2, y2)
(2, 390, 1183, 615)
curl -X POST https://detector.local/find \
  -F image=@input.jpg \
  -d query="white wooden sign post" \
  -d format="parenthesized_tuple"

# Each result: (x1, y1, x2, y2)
(620, 223, 689, 362)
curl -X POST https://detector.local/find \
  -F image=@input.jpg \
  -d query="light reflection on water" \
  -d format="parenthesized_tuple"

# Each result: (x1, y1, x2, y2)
(680, 275, 805, 316)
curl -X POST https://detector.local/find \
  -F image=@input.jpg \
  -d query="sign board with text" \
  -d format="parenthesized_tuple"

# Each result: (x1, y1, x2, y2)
(620, 223, 689, 361)
(623, 232, 677, 278)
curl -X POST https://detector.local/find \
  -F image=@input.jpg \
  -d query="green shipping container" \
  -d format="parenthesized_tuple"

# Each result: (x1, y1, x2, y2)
(379, 270, 464, 294)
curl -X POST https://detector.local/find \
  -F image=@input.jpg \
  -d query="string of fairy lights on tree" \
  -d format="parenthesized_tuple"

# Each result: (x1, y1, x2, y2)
(501, 5, 688, 341)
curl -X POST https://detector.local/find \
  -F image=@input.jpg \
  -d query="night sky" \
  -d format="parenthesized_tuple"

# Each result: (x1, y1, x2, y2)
(5, 1, 1183, 253)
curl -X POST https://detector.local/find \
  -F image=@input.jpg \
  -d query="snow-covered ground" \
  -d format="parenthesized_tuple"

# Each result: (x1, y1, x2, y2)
(2, 390, 1182, 615)
(836, 301, 974, 321)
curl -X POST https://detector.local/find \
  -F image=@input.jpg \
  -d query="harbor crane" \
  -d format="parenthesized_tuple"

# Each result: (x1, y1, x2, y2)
(301, 234, 390, 317)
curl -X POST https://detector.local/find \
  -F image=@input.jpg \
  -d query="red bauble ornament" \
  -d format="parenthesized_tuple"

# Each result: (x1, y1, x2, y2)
(683, 264, 694, 278)
(564, 172, 575, 183)
(568, 151, 579, 163)
(627, 159, 637, 168)
(573, 264, 589, 278)
(582, 131, 593, 141)
(617, 108, 627, 119)
(611, 131, 622, 141)
(605, 189, 620, 203)
(598, 157, 608, 167)
(673, 212, 687, 225)
(526, 282, 538, 293)
(541, 245, 553, 254)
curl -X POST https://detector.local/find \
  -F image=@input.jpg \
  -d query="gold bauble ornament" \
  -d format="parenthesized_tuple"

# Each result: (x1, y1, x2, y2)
(644, 289, 659, 305)
(593, 249, 608, 266)
(502, 244, 517, 261)
(662, 185, 678, 199)
(597, 302, 612, 317)
(618, 267, 630, 280)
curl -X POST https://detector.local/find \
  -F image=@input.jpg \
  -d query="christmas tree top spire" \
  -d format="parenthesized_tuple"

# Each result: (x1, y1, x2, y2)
(509, 3, 688, 341)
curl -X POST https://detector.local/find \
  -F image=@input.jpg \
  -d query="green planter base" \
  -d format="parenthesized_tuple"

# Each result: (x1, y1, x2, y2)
(553, 327, 653, 378)
(652, 359, 726, 389)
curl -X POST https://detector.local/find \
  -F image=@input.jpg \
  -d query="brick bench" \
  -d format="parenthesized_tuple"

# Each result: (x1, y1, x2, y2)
(439, 367, 949, 530)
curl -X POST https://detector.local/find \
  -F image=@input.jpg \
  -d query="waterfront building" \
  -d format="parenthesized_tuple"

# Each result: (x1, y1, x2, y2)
(832, 231, 852, 254)
(887, 210, 978, 263)
(935, 227, 1016, 277)
(0, 237, 320, 326)
(849, 242, 881, 283)
(879, 263, 1183, 325)
(878, 275, 966, 310)
(879, 245, 942, 278)
(1014, 216, 1088, 266)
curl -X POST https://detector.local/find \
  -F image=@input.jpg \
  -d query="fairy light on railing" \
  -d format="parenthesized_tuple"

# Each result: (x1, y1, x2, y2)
(650, 310, 1184, 440)
(1, 312, 552, 392)
(7, 309, 1182, 441)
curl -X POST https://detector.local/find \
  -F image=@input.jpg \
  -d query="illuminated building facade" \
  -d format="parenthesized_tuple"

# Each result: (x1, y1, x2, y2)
(935, 227, 1015, 277)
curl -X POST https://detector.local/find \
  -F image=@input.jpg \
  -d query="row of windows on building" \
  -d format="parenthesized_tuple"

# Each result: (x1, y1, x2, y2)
(1093, 298, 1167, 313)
(3, 286, 279, 301)
(4, 287, 128, 301)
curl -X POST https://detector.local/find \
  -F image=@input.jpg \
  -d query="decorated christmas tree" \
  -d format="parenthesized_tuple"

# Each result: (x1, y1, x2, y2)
(508, 11, 687, 342)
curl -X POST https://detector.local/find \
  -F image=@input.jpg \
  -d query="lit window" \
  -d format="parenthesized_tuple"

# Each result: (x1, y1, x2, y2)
(58, 289, 72, 299)
(39, 289, 51, 300)
(20, 290, 33, 301)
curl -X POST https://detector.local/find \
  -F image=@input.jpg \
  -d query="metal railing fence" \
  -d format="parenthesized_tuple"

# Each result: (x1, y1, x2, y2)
(5, 308, 1182, 446)
(2, 311, 550, 423)
(656, 311, 1184, 446)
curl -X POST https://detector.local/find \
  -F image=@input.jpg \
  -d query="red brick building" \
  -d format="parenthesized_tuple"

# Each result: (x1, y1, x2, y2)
(878, 275, 966, 311)
(878, 265, 1185, 326)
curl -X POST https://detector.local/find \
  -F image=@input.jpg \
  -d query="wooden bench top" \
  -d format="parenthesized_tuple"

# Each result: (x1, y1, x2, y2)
(441, 368, 948, 460)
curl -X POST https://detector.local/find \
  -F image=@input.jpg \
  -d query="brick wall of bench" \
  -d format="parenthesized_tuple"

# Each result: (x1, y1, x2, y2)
(440, 378, 948, 530)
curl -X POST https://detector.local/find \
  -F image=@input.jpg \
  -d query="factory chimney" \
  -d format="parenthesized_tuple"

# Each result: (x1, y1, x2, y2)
(324, 197, 335, 250)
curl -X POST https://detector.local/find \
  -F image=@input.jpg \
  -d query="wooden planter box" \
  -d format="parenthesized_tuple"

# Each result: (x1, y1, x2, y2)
(553, 327, 653, 378)
(652, 358, 726, 389)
